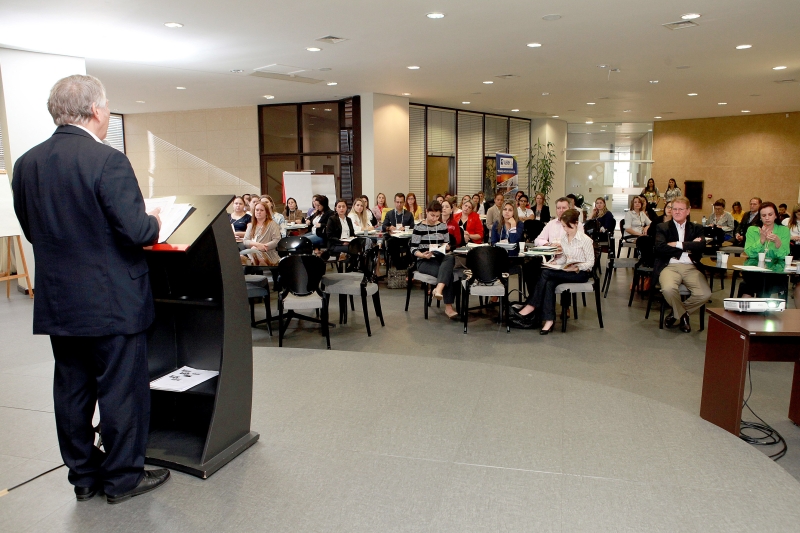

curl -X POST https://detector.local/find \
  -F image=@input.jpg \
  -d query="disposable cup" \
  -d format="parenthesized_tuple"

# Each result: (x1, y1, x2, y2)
(758, 252, 766, 265)
(785, 255, 793, 267)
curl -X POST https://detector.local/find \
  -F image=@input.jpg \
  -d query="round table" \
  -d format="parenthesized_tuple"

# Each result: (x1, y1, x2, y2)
(701, 255, 795, 298)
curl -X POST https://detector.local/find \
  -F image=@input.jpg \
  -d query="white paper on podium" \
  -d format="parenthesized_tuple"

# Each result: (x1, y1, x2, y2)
(143, 196, 193, 243)
(150, 366, 219, 392)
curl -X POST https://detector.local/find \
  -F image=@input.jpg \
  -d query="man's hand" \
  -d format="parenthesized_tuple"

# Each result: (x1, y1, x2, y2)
(668, 242, 679, 247)
(693, 237, 703, 242)
(148, 207, 162, 229)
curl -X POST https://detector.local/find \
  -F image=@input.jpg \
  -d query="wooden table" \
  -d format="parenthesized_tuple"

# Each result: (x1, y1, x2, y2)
(700, 308, 800, 435)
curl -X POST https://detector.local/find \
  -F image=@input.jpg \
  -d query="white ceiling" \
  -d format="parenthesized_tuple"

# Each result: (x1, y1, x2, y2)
(1, 0, 799, 123)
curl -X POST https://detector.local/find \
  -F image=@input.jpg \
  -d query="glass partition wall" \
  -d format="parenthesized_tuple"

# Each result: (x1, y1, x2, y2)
(258, 98, 359, 207)
(565, 122, 653, 221)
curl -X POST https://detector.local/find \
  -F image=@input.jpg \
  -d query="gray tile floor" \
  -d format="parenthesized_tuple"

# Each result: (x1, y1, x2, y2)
(2, 264, 800, 532)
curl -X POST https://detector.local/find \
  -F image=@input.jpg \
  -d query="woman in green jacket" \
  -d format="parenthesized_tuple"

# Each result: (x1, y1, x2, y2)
(739, 201, 790, 297)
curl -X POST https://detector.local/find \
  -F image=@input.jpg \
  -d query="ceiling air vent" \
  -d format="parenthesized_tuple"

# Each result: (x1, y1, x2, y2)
(662, 20, 699, 30)
(250, 64, 323, 84)
(316, 35, 348, 44)
(774, 79, 797, 84)
(495, 74, 519, 79)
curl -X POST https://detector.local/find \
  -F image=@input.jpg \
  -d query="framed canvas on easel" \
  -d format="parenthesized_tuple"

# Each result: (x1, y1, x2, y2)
(0, 176, 33, 298)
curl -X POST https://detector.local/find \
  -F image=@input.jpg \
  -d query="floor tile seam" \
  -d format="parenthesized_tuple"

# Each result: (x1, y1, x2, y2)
(0, 406, 54, 414)
(17, 497, 74, 533)
(0, 451, 61, 462)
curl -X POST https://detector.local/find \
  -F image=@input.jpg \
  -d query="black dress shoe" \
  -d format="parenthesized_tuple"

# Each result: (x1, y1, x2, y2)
(539, 326, 553, 335)
(106, 469, 170, 504)
(664, 312, 677, 329)
(679, 313, 691, 333)
(75, 485, 101, 502)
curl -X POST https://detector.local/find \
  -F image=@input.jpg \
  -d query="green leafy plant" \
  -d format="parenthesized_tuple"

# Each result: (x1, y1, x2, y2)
(527, 138, 556, 202)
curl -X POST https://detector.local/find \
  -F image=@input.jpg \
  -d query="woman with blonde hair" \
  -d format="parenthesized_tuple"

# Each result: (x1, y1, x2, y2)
(588, 197, 615, 234)
(373, 192, 387, 222)
(348, 197, 374, 233)
(261, 194, 286, 237)
(624, 196, 650, 237)
(242, 202, 281, 266)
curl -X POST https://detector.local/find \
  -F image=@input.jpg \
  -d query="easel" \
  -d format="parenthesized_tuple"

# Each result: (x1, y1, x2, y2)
(1, 235, 33, 298)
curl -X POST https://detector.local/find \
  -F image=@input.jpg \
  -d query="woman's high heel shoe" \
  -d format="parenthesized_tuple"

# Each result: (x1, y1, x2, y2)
(539, 324, 554, 335)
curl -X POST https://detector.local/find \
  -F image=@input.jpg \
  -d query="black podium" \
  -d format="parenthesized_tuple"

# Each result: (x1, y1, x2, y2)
(143, 195, 259, 478)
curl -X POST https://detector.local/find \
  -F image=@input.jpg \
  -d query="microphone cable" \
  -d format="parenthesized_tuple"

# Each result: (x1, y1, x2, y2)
(739, 361, 787, 461)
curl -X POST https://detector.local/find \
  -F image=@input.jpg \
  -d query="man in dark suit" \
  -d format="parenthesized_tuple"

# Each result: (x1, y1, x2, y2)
(653, 196, 711, 333)
(382, 193, 415, 232)
(12, 75, 170, 504)
(734, 197, 762, 244)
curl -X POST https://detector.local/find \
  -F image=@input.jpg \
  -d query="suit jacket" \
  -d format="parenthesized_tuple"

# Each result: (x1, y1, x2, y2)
(308, 208, 334, 240)
(325, 215, 356, 245)
(12, 126, 159, 336)
(653, 220, 706, 280)
(381, 209, 415, 231)
(735, 211, 762, 241)
(533, 205, 551, 223)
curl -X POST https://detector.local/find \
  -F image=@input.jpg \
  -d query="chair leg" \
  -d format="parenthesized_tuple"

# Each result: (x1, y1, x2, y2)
(572, 293, 578, 320)
(602, 268, 611, 297)
(423, 283, 429, 319)
(581, 293, 587, 307)
(249, 299, 256, 327)
(645, 283, 655, 319)
(372, 292, 385, 327)
(628, 270, 638, 307)
(278, 300, 284, 347)
(561, 292, 569, 332)
(338, 294, 345, 324)
(700, 305, 705, 331)
(361, 288, 371, 336)
(264, 298, 273, 336)
(504, 294, 510, 333)
(323, 300, 331, 350)
(659, 296, 665, 329)
(405, 275, 413, 311)
(350, 295, 355, 311)
(595, 287, 604, 328)
(463, 291, 469, 334)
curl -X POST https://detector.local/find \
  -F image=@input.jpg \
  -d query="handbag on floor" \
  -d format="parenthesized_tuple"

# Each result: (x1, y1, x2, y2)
(386, 266, 408, 289)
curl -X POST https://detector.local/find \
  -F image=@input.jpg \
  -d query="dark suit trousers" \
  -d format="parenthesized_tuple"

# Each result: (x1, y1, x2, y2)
(50, 332, 150, 495)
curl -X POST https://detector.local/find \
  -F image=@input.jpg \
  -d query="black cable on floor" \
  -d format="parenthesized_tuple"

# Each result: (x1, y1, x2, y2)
(740, 361, 787, 461)
(0, 464, 65, 497)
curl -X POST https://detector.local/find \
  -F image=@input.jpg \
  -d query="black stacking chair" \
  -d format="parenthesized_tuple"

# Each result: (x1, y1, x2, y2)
(461, 246, 511, 333)
(322, 243, 385, 336)
(628, 236, 656, 306)
(277, 255, 330, 349)
(277, 235, 313, 257)
(523, 220, 546, 242)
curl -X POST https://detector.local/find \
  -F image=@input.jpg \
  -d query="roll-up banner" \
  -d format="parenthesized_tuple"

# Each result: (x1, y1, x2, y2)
(496, 153, 518, 200)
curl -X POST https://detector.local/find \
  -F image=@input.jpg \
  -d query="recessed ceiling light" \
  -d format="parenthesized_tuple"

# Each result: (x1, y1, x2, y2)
(176, 87, 186, 90)
(462, 101, 470, 104)
(688, 93, 698, 96)
(773, 66, 787, 70)
(401, 92, 411, 96)
(483, 81, 493, 84)
(587, 102, 595, 105)
(263, 95, 275, 99)
(649, 80, 659, 84)
(135, 100, 145, 103)
(600, 129, 606, 132)
(585, 120, 593, 124)
(407, 65, 420, 70)
(654, 116, 662, 119)
(426, 12, 445, 19)
(541, 92, 550, 96)
(542, 14, 561, 21)
(718, 102, 727, 105)
(736, 44, 752, 50)
(681, 13, 701, 20)
(511, 109, 519, 112)
(742, 110, 750, 113)
(318, 67, 332, 71)
(164, 22, 183, 28)
(526, 42, 542, 48)
(327, 82, 338, 86)
(597, 64, 608, 68)
(324, 108, 332, 112)
(623, 109, 632, 112)
(230, 69, 243, 73)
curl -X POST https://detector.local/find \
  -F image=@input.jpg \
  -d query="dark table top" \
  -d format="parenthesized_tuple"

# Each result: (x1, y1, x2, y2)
(708, 308, 800, 336)
(701, 255, 792, 275)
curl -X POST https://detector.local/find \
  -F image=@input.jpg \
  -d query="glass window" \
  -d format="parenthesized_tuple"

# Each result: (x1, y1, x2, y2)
(261, 105, 298, 154)
(302, 104, 339, 153)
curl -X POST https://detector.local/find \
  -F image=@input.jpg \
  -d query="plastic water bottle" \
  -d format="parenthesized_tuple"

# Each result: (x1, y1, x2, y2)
(702, 216, 707, 225)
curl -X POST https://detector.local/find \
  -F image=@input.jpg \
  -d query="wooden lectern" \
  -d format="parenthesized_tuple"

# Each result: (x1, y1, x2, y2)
(143, 195, 259, 478)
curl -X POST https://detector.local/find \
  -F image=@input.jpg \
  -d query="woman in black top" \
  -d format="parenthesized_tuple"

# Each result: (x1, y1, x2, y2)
(326, 199, 356, 256)
(532, 193, 551, 222)
(307, 195, 334, 248)
(229, 196, 251, 238)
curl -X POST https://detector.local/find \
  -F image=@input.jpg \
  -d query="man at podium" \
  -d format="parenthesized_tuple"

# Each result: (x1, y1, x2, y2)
(12, 75, 171, 504)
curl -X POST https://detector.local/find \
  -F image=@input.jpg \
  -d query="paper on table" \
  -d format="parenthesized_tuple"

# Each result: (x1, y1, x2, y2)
(466, 242, 489, 248)
(144, 197, 192, 243)
(734, 265, 772, 272)
(150, 366, 219, 392)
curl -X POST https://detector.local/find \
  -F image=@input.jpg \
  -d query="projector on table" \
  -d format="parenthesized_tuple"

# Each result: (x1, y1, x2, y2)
(724, 298, 785, 313)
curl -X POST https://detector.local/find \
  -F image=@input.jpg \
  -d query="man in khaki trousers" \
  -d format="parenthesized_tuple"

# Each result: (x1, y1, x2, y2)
(653, 197, 711, 333)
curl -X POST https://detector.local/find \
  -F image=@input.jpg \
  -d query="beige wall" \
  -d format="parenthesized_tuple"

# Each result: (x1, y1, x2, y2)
(360, 93, 410, 204)
(653, 112, 800, 213)
(123, 106, 261, 198)
(531, 118, 567, 199)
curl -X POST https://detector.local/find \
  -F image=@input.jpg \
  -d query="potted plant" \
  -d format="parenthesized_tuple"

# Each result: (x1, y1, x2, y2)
(527, 138, 556, 202)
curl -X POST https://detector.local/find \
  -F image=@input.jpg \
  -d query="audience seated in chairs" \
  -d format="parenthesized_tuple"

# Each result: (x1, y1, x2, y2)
(625, 196, 650, 239)
(440, 199, 463, 248)
(348, 197, 374, 234)
(326, 199, 357, 258)
(490, 201, 525, 255)
(511, 209, 595, 334)
(409, 201, 458, 319)
(484, 193, 505, 232)
(733, 197, 762, 245)
(229, 196, 251, 239)
(306, 195, 334, 249)
(653, 196, 711, 333)
(516, 194, 535, 221)
(241, 201, 281, 266)
(738, 201, 791, 299)
(283, 197, 305, 225)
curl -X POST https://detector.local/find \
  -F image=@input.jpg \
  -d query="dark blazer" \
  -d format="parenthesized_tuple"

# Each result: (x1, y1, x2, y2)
(308, 208, 334, 239)
(491, 221, 525, 256)
(533, 205, 551, 223)
(325, 216, 356, 245)
(381, 209, 415, 231)
(653, 219, 706, 280)
(735, 211, 762, 242)
(12, 126, 159, 336)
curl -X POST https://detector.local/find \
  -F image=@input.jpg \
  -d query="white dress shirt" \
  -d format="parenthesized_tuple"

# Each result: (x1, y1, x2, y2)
(339, 217, 351, 239)
(668, 221, 693, 265)
(69, 123, 103, 143)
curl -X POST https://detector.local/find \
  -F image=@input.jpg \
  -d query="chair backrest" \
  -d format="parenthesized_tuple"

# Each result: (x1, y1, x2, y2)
(635, 236, 656, 268)
(523, 219, 546, 242)
(466, 246, 509, 283)
(583, 218, 602, 241)
(386, 236, 413, 270)
(344, 237, 368, 273)
(277, 236, 313, 257)
(606, 233, 617, 260)
(277, 255, 325, 296)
